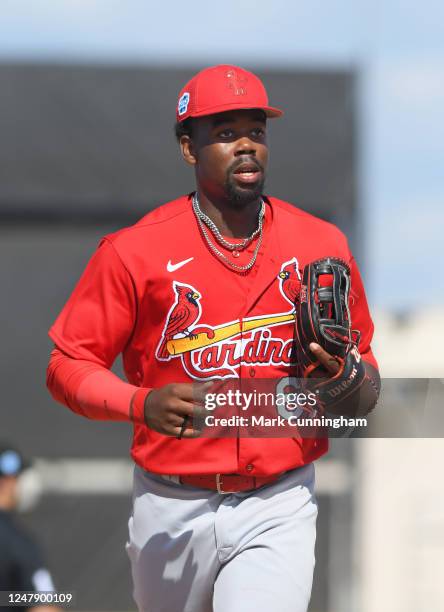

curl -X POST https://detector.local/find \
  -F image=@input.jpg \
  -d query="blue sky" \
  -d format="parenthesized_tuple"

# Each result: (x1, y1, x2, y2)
(2, 0, 443, 310)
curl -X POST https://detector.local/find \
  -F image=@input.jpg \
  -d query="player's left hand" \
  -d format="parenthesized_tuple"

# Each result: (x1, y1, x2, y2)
(308, 342, 341, 377)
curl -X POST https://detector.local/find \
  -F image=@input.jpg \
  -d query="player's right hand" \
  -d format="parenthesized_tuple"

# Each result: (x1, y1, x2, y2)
(143, 382, 211, 438)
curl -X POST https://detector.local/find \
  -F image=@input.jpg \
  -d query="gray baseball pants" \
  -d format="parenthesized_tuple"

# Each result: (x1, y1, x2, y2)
(126, 463, 317, 612)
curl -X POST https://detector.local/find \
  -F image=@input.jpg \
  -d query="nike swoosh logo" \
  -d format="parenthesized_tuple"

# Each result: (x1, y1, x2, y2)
(167, 257, 194, 273)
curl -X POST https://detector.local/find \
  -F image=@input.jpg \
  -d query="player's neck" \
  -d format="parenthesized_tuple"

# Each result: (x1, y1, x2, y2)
(195, 191, 262, 239)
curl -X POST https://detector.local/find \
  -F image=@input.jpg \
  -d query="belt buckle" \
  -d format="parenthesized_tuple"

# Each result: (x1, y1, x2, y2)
(216, 473, 236, 494)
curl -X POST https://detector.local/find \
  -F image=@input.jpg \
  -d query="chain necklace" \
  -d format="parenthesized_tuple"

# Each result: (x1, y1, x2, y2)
(193, 193, 264, 252)
(192, 193, 265, 274)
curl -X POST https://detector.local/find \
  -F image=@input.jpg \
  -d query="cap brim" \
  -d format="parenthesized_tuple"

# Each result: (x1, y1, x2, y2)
(188, 103, 283, 120)
(263, 106, 284, 118)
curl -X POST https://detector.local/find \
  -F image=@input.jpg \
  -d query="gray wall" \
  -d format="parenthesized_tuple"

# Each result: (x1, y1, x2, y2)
(0, 64, 357, 230)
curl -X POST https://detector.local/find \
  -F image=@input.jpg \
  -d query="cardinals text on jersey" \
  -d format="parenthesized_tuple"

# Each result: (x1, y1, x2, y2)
(155, 258, 304, 380)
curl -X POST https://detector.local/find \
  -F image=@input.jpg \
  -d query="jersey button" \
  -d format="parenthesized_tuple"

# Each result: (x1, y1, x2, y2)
(249, 367, 256, 377)
(246, 464, 254, 472)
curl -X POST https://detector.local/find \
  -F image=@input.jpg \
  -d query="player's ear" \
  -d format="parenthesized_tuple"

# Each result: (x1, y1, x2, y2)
(180, 135, 197, 166)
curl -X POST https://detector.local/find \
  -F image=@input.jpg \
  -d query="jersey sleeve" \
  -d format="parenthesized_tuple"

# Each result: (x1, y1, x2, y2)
(348, 255, 378, 370)
(47, 239, 150, 423)
(49, 238, 136, 368)
(46, 347, 149, 423)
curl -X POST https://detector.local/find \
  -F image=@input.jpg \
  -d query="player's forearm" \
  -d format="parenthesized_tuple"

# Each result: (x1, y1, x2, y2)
(46, 347, 149, 423)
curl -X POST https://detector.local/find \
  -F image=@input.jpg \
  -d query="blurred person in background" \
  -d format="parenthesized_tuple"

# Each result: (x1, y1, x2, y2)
(0, 444, 59, 612)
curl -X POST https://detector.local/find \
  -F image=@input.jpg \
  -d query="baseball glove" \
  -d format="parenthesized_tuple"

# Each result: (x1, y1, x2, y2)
(295, 257, 379, 415)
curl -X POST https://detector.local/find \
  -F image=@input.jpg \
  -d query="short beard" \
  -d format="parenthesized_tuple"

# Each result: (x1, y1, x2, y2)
(224, 170, 265, 208)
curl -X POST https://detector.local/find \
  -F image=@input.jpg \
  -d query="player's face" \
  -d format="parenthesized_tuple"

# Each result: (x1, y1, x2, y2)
(182, 109, 268, 207)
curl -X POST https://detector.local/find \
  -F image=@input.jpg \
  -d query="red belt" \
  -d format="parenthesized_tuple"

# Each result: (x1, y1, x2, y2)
(178, 473, 281, 494)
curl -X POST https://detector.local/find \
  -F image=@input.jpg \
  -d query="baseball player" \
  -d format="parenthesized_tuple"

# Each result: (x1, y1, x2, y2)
(46, 65, 380, 612)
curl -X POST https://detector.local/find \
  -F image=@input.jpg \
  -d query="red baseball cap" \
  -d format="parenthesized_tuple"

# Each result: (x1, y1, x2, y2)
(176, 64, 283, 122)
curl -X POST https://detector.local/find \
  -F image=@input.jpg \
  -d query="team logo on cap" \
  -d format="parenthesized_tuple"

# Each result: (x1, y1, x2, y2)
(226, 69, 247, 96)
(178, 92, 190, 116)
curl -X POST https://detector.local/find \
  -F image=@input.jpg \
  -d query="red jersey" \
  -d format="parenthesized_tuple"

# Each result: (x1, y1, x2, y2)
(49, 194, 377, 476)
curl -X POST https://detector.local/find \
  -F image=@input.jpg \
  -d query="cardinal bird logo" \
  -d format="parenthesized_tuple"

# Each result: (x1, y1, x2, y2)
(156, 282, 202, 360)
(226, 68, 248, 96)
(278, 257, 302, 309)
